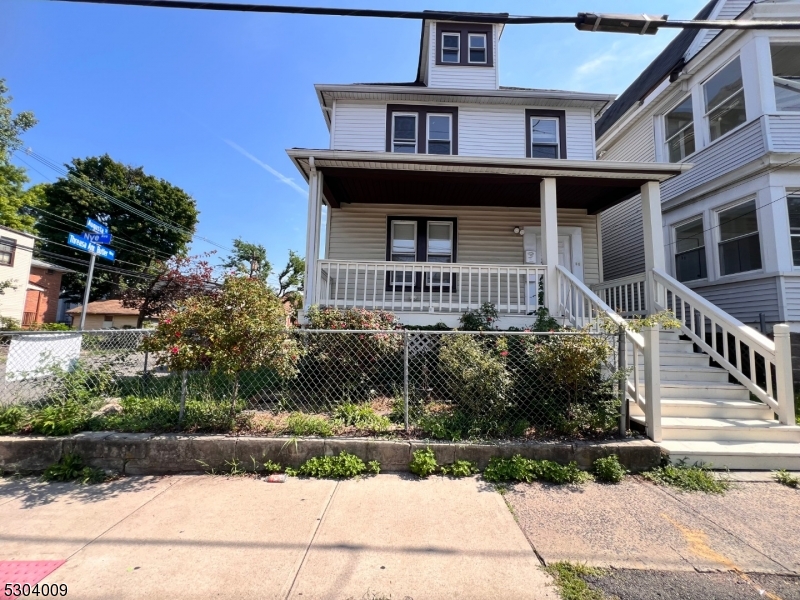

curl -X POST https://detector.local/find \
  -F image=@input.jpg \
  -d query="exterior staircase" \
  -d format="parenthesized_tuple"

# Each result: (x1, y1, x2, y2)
(628, 329, 800, 470)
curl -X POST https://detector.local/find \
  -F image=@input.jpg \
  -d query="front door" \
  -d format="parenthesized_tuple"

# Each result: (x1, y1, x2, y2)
(523, 227, 583, 308)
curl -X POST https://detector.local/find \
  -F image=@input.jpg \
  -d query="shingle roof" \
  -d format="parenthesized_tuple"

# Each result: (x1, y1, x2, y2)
(66, 299, 140, 316)
(595, 0, 718, 140)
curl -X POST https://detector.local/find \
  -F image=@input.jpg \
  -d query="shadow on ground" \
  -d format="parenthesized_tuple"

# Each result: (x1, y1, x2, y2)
(0, 474, 164, 509)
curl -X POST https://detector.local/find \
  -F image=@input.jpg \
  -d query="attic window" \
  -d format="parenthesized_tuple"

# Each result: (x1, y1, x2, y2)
(435, 23, 493, 67)
(468, 34, 486, 64)
(441, 33, 460, 63)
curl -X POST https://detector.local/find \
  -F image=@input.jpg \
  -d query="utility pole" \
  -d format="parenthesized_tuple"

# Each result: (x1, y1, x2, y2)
(78, 252, 96, 331)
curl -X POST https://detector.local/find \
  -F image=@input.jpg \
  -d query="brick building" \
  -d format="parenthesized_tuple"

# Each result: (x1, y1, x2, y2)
(23, 259, 72, 326)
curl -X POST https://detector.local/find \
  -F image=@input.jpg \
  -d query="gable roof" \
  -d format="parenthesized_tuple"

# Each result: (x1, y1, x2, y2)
(595, 0, 718, 140)
(66, 299, 140, 316)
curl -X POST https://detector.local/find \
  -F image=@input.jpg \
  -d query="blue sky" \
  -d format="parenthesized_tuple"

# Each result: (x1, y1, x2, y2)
(1, 0, 708, 279)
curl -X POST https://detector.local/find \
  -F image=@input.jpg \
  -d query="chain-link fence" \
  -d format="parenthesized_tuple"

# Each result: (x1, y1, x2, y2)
(0, 328, 624, 441)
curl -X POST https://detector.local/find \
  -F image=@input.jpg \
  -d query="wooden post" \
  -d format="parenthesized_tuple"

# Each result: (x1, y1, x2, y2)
(304, 162, 323, 313)
(642, 324, 662, 442)
(641, 181, 665, 314)
(774, 324, 796, 425)
(540, 178, 559, 314)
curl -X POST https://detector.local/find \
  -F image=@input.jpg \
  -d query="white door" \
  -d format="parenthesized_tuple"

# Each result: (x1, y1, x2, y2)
(523, 227, 583, 309)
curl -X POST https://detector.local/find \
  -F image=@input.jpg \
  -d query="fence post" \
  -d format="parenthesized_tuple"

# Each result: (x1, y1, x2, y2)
(403, 330, 410, 432)
(179, 371, 187, 426)
(618, 324, 628, 437)
(774, 324, 795, 425)
(642, 324, 662, 442)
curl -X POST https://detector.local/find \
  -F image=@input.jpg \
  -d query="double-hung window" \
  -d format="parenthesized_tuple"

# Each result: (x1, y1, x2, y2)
(426, 221, 453, 287)
(704, 57, 747, 142)
(427, 114, 452, 155)
(787, 193, 800, 266)
(771, 44, 800, 112)
(390, 221, 417, 288)
(718, 200, 762, 276)
(664, 97, 695, 162)
(392, 113, 417, 153)
(0, 237, 15, 267)
(674, 218, 707, 282)
(468, 34, 487, 64)
(435, 24, 493, 67)
(530, 118, 560, 158)
(387, 217, 457, 291)
(441, 33, 460, 63)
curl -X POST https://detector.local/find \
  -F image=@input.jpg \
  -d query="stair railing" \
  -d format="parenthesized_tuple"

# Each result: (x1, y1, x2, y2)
(651, 267, 795, 425)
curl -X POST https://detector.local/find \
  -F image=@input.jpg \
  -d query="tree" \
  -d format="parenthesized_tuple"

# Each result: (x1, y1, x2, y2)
(0, 79, 39, 234)
(277, 250, 305, 315)
(221, 238, 270, 282)
(121, 253, 218, 328)
(37, 155, 200, 300)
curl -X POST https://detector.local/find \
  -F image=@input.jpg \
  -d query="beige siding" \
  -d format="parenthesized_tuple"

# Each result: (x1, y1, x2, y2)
(0, 230, 34, 323)
(327, 203, 600, 285)
(71, 314, 140, 330)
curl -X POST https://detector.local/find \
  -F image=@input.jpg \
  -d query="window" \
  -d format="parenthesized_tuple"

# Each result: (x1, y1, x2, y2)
(525, 110, 566, 159)
(386, 105, 458, 154)
(468, 34, 486, 64)
(386, 216, 457, 290)
(771, 44, 800, 112)
(426, 222, 453, 286)
(674, 218, 707, 282)
(718, 200, 762, 276)
(787, 193, 800, 266)
(441, 33, 460, 63)
(392, 113, 417, 153)
(427, 114, 452, 155)
(102, 315, 113, 330)
(0, 237, 15, 267)
(704, 57, 747, 142)
(664, 97, 695, 162)
(390, 221, 417, 262)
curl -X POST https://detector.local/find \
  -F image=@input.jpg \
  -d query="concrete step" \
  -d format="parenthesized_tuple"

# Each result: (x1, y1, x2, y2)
(630, 415, 800, 442)
(660, 382, 750, 401)
(629, 398, 774, 420)
(660, 440, 800, 470)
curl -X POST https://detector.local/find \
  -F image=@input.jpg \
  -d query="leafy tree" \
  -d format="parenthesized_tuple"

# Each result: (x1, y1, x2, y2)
(277, 250, 305, 315)
(37, 155, 200, 300)
(222, 238, 270, 282)
(0, 79, 39, 234)
(121, 253, 218, 328)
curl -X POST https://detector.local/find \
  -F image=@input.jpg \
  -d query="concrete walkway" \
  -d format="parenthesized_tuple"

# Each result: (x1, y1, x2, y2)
(0, 474, 555, 600)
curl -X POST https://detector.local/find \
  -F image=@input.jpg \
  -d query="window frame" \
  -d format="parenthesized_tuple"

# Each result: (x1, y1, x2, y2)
(786, 190, 800, 268)
(525, 109, 567, 159)
(467, 33, 487, 64)
(0, 237, 16, 268)
(702, 56, 747, 143)
(426, 113, 453, 155)
(391, 112, 418, 154)
(385, 105, 458, 155)
(715, 198, 763, 277)
(385, 216, 458, 292)
(435, 23, 494, 67)
(672, 216, 707, 282)
(440, 32, 461, 64)
(770, 43, 800, 113)
(663, 95, 696, 163)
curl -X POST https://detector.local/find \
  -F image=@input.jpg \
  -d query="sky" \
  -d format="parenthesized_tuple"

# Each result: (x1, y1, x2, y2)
(1, 0, 710, 281)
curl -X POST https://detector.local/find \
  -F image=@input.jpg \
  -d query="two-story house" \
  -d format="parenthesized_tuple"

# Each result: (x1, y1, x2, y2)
(596, 0, 800, 378)
(289, 11, 800, 469)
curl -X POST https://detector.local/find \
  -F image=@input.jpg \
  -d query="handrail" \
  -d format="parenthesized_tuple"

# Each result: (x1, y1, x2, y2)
(651, 267, 786, 417)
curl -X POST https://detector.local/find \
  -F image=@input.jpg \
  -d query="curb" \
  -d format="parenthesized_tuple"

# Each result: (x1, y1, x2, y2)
(0, 433, 662, 475)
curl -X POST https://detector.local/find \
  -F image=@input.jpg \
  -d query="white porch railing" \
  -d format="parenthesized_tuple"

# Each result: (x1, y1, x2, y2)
(652, 268, 795, 425)
(314, 260, 547, 315)
(591, 273, 648, 317)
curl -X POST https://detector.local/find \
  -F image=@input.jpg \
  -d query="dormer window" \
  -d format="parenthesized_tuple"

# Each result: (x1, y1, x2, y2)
(392, 113, 417, 153)
(468, 34, 486, 64)
(441, 33, 460, 64)
(525, 110, 567, 159)
(386, 105, 458, 155)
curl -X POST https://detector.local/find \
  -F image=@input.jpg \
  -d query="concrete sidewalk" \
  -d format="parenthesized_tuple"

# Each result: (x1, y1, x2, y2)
(0, 474, 555, 600)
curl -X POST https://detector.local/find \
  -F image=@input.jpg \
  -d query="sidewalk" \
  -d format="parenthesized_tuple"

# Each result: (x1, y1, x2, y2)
(0, 474, 556, 600)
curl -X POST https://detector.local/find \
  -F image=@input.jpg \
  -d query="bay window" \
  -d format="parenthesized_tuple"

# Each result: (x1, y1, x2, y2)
(771, 44, 800, 112)
(674, 218, 706, 282)
(787, 193, 800, 266)
(718, 200, 762, 276)
(704, 57, 747, 142)
(664, 96, 695, 162)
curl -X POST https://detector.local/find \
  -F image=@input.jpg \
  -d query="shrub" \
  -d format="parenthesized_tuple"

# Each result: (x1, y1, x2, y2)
(98, 395, 237, 433)
(295, 451, 376, 479)
(28, 322, 71, 331)
(459, 302, 499, 331)
(29, 400, 92, 436)
(592, 455, 627, 483)
(483, 455, 591, 485)
(0, 316, 20, 331)
(0, 405, 25, 434)
(773, 469, 799, 488)
(307, 306, 398, 331)
(333, 402, 392, 433)
(440, 460, 478, 478)
(409, 447, 439, 478)
(285, 412, 333, 437)
(43, 453, 106, 484)
(642, 459, 729, 494)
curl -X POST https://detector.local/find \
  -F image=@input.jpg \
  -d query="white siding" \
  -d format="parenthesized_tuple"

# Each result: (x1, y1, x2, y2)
(458, 106, 524, 157)
(783, 276, 800, 323)
(332, 101, 386, 152)
(328, 203, 601, 285)
(600, 197, 645, 281)
(685, 0, 752, 61)
(769, 114, 800, 153)
(691, 277, 781, 326)
(565, 109, 595, 160)
(427, 23, 498, 90)
(602, 116, 656, 162)
(0, 230, 34, 323)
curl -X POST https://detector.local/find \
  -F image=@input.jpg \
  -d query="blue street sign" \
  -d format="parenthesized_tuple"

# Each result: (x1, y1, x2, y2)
(82, 232, 113, 244)
(85, 218, 109, 235)
(67, 233, 116, 261)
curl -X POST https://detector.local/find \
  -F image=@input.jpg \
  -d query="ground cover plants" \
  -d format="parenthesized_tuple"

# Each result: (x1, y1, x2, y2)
(544, 562, 606, 600)
(773, 469, 799, 488)
(42, 454, 106, 485)
(592, 455, 627, 483)
(483, 455, 592, 485)
(289, 451, 380, 479)
(641, 459, 730, 494)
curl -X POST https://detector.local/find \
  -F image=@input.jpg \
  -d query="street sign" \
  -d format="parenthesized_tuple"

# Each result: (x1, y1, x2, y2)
(67, 233, 116, 261)
(82, 232, 113, 244)
(85, 218, 109, 235)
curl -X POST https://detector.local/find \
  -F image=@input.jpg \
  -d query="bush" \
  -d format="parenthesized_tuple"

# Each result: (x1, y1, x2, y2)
(285, 412, 333, 437)
(459, 302, 499, 331)
(409, 447, 439, 478)
(0, 316, 20, 331)
(0, 406, 25, 434)
(29, 401, 93, 436)
(42, 453, 106, 484)
(592, 455, 627, 483)
(294, 451, 376, 479)
(642, 460, 729, 494)
(96, 395, 238, 433)
(483, 455, 591, 485)
(440, 460, 478, 478)
(28, 322, 71, 331)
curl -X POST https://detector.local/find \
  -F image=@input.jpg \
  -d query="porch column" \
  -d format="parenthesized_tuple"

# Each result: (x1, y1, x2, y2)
(304, 161, 323, 312)
(540, 177, 559, 313)
(641, 180, 666, 313)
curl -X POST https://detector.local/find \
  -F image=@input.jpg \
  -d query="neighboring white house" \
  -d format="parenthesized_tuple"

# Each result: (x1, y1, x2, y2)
(0, 225, 35, 325)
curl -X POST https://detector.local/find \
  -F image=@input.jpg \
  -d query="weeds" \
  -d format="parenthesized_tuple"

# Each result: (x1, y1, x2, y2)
(641, 459, 729, 494)
(263, 460, 284, 474)
(333, 402, 392, 433)
(285, 412, 333, 437)
(294, 451, 378, 479)
(592, 455, 627, 484)
(483, 455, 591, 485)
(42, 454, 106, 484)
(774, 469, 800, 488)
(409, 447, 438, 478)
(440, 460, 479, 478)
(0, 405, 25, 435)
(29, 401, 93, 436)
(545, 562, 605, 600)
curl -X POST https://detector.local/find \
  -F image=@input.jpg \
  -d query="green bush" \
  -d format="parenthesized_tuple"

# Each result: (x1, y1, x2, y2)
(440, 460, 478, 478)
(642, 460, 729, 494)
(459, 302, 499, 331)
(409, 447, 439, 478)
(29, 400, 93, 436)
(285, 412, 333, 437)
(43, 453, 106, 484)
(592, 455, 627, 483)
(0, 316, 21, 331)
(483, 455, 591, 485)
(98, 396, 237, 433)
(333, 402, 392, 433)
(0, 405, 25, 434)
(295, 451, 376, 479)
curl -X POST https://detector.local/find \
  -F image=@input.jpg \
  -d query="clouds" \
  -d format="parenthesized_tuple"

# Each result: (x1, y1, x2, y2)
(224, 139, 307, 197)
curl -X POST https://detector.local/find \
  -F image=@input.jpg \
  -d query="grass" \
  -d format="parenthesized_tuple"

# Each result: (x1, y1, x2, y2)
(285, 412, 334, 437)
(773, 469, 800, 488)
(641, 459, 730, 494)
(545, 562, 606, 600)
(333, 402, 392, 433)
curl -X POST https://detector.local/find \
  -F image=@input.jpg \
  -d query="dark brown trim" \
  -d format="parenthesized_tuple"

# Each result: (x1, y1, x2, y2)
(0, 237, 16, 268)
(386, 104, 458, 155)
(525, 109, 567, 160)
(385, 216, 458, 292)
(435, 23, 493, 67)
(322, 181, 341, 209)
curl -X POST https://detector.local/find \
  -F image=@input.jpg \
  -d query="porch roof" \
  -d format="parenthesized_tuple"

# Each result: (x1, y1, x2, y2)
(286, 149, 691, 214)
